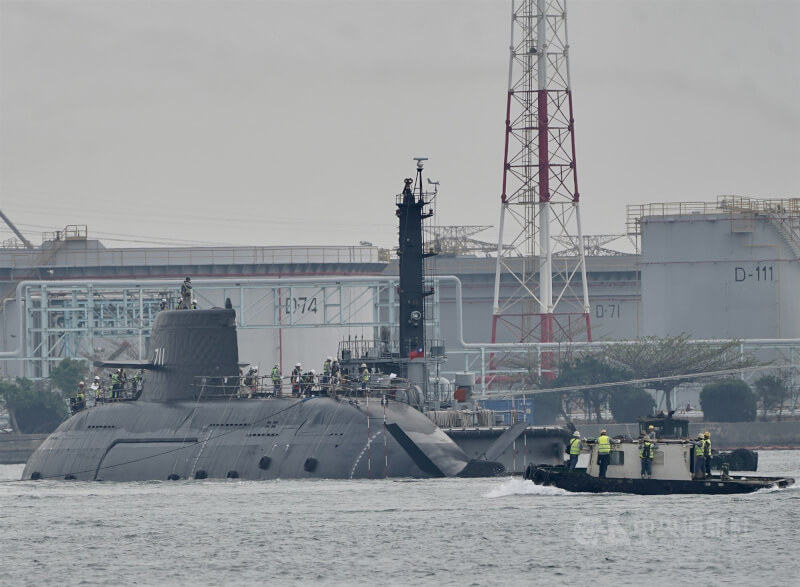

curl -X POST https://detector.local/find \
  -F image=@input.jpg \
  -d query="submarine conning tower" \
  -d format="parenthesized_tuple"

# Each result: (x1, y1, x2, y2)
(141, 307, 240, 402)
(396, 157, 435, 361)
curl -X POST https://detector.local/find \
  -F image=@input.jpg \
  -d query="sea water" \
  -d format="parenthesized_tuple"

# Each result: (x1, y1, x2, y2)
(1, 451, 798, 586)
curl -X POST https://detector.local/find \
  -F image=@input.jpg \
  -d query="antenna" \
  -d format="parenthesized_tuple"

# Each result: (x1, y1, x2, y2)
(491, 0, 592, 378)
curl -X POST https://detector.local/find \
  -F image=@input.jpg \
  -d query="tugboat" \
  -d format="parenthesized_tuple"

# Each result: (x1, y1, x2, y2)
(523, 436, 793, 495)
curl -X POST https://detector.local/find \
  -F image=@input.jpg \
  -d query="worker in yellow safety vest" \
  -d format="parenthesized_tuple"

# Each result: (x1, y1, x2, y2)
(703, 432, 712, 477)
(639, 435, 655, 479)
(567, 431, 582, 471)
(359, 363, 370, 393)
(596, 430, 614, 479)
(693, 434, 706, 479)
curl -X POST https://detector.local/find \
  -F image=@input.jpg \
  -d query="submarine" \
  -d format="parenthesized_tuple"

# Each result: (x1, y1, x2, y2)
(23, 305, 502, 481)
(23, 161, 504, 482)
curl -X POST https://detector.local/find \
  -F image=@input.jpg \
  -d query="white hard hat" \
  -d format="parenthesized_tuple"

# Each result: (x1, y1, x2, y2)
(361, 363, 367, 368)
(310, 369, 316, 374)
(192, 299, 197, 303)
(274, 363, 279, 367)
(295, 362, 301, 367)
(573, 431, 580, 437)
(327, 356, 332, 361)
(94, 375, 100, 380)
(162, 298, 167, 302)
(253, 366, 258, 371)
(79, 381, 84, 386)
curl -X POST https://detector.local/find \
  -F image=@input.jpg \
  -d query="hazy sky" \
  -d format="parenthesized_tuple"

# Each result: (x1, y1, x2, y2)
(1, 0, 798, 251)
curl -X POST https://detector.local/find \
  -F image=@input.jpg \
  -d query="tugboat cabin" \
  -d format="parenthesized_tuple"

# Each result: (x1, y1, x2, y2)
(586, 439, 695, 481)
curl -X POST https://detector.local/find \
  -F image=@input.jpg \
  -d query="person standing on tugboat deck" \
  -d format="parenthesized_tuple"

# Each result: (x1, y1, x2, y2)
(567, 431, 582, 471)
(692, 434, 706, 479)
(597, 430, 615, 478)
(703, 432, 712, 477)
(639, 434, 655, 479)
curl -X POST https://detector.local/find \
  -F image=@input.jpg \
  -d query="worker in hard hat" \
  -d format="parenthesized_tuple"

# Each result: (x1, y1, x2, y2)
(567, 431, 582, 471)
(291, 362, 302, 397)
(191, 299, 198, 310)
(639, 434, 655, 479)
(692, 433, 706, 479)
(160, 298, 168, 311)
(596, 429, 619, 479)
(271, 363, 281, 396)
(359, 363, 370, 394)
(89, 375, 102, 405)
(647, 424, 657, 442)
(703, 432, 712, 477)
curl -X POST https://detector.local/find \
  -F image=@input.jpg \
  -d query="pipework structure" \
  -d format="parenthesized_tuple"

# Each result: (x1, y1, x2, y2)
(492, 0, 591, 371)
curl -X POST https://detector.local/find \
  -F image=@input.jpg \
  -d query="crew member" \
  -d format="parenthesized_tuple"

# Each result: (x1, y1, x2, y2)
(322, 357, 332, 387)
(330, 359, 341, 385)
(244, 367, 258, 397)
(160, 298, 168, 311)
(703, 432, 712, 477)
(640, 434, 655, 479)
(180, 277, 192, 309)
(359, 363, 370, 393)
(90, 375, 102, 405)
(132, 370, 142, 398)
(291, 363, 302, 397)
(567, 431, 582, 471)
(647, 424, 657, 442)
(305, 369, 316, 396)
(110, 370, 121, 400)
(271, 364, 281, 396)
(191, 299, 198, 310)
(75, 381, 86, 413)
(596, 429, 614, 479)
(693, 434, 706, 479)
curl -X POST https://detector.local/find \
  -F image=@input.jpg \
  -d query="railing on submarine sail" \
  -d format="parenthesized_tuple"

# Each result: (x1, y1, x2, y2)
(187, 374, 417, 402)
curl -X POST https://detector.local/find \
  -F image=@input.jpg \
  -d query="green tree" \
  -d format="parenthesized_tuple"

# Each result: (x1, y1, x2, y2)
(699, 379, 757, 422)
(48, 358, 89, 394)
(608, 387, 656, 423)
(753, 374, 790, 420)
(0, 378, 68, 433)
(605, 335, 756, 414)
(550, 355, 632, 423)
(531, 391, 563, 425)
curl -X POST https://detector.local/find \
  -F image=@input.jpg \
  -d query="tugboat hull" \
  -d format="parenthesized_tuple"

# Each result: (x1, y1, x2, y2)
(524, 465, 794, 495)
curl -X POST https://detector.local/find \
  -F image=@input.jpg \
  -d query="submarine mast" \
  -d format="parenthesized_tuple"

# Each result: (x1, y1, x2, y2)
(396, 157, 436, 385)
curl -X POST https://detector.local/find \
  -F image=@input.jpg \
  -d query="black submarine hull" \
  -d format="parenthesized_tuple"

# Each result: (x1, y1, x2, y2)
(24, 308, 502, 481)
(23, 395, 492, 481)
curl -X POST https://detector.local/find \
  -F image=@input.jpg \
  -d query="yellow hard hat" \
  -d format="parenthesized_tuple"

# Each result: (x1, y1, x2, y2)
(704, 432, 710, 438)
(600, 429, 607, 435)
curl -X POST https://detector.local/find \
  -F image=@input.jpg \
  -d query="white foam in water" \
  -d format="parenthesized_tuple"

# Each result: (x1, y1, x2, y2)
(483, 476, 570, 498)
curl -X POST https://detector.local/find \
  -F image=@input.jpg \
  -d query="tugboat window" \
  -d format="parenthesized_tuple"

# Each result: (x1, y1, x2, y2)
(610, 451, 625, 465)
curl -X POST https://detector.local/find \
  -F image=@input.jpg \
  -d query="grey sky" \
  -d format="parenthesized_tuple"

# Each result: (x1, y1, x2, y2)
(1, 0, 798, 250)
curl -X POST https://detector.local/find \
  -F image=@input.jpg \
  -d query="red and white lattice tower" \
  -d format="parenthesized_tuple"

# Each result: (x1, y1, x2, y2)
(491, 0, 591, 372)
